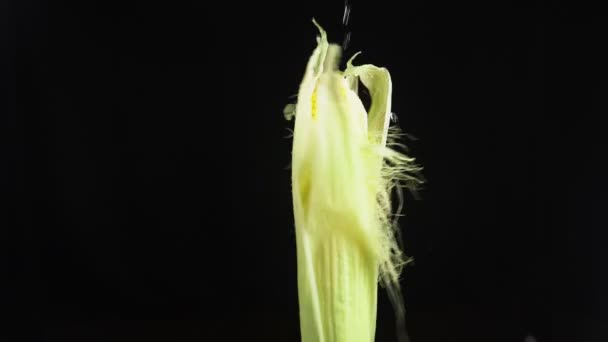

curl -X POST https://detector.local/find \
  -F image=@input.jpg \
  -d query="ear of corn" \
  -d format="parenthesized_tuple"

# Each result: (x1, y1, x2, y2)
(287, 19, 422, 342)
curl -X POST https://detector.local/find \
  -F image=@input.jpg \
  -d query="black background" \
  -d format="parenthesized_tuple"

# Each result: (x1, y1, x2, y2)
(7, 0, 608, 341)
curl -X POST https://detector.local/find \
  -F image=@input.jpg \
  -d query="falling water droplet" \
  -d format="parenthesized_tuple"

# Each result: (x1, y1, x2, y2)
(342, 1, 351, 26)
(342, 32, 351, 51)
(341, 0, 352, 51)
